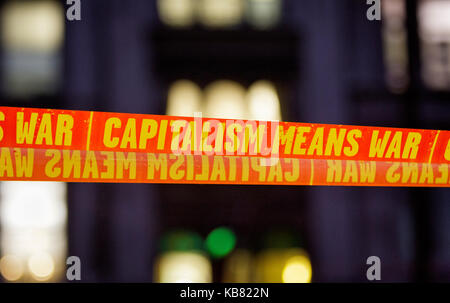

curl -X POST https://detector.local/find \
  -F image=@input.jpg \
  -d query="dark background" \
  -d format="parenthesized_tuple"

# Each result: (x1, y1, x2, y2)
(0, 0, 449, 282)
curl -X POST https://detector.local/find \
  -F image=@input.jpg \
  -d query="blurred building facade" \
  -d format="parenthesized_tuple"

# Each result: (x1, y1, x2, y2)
(0, 0, 449, 282)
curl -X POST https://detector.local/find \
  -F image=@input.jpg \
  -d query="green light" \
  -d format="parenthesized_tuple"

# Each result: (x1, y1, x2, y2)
(264, 230, 298, 249)
(206, 227, 236, 258)
(161, 231, 203, 252)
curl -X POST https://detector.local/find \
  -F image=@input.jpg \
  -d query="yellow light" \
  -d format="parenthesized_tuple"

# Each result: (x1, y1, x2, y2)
(0, 255, 24, 282)
(1, 0, 64, 53)
(245, 0, 282, 30)
(166, 80, 203, 117)
(155, 252, 212, 283)
(204, 80, 248, 119)
(28, 252, 55, 281)
(157, 0, 196, 28)
(198, 0, 244, 28)
(255, 248, 312, 283)
(223, 249, 253, 283)
(255, 249, 285, 283)
(247, 80, 281, 121)
(282, 255, 312, 283)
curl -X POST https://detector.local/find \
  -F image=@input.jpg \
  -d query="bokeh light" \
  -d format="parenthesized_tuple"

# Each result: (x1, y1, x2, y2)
(0, 255, 24, 282)
(206, 227, 236, 258)
(155, 252, 212, 283)
(0, 0, 64, 97)
(28, 252, 55, 281)
(282, 255, 312, 283)
(204, 80, 248, 119)
(166, 80, 203, 117)
(418, 0, 450, 90)
(247, 80, 281, 121)
(161, 230, 204, 252)
(157, 0, 196, 28)
(0, 182, 67, 229)
(223, 249, 254, 282)
(0, 182, 67, 282)
(255, 248, 312, 283)
(245, 0, 282, 30)
(1, 0, 64, 53)
(197, 0, 244, 28)
(381, 0, 409, 93)
(419, 0, 450, 43)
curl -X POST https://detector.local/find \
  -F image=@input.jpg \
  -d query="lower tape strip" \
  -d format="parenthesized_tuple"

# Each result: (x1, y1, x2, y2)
(1, 148, 449, 187)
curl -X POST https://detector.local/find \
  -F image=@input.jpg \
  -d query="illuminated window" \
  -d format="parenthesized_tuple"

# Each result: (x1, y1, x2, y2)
(197, 0, 244, 28)
(0, 182, 67, 282)
(1, 1, 64, 53)
(247, 80, 281, 121)
(155, 252, 212, 283)
(167, 80, 282, 120)
(166, 80, 203, 117)
(0, 0, 64, 98)
(381, 0, 409, 93)
(245, 0, 282, 30)
(419, 0, 450, 90)
(255, 248, 312, 283)
(204, 80, 248, 119)
(157, 0, 196, 28)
